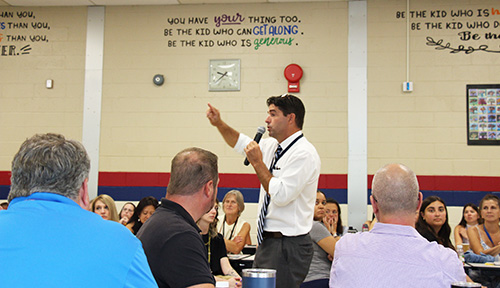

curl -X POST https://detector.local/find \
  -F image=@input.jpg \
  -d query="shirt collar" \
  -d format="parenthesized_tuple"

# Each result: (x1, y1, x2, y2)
(160, 198, 201, 233)
(279, 130, 303, 149)
(9, 192, 80, 208)
(371, 222, 421, 238)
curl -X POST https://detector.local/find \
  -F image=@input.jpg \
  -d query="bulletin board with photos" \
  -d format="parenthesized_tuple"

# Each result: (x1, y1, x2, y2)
(467, 84, 500, 145)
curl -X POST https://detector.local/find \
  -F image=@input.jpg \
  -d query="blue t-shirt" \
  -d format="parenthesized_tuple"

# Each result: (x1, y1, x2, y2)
(0, 192, 158, 288)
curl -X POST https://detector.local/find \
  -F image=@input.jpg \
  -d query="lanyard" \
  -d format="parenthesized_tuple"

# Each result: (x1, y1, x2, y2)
(484, 224, 494, 246)
(222, 216, 239, 240)
(269, 133, 304, 172)
(204, 234, 211, 264)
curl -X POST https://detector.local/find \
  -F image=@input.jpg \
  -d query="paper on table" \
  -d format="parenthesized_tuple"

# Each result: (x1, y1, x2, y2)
(228, 254, 251, 260)
(215, 281, 229, 288)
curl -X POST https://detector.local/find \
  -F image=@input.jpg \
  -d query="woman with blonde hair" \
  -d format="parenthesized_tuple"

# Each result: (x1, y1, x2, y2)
(467, 194, 500, 287)
(217, 190, 251, 254)
(468, 194, 500, 256)
(90, 194, 119, 222)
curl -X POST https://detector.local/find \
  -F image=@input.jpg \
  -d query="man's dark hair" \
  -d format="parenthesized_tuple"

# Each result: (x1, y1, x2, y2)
(167, 147, 218, 196)
(267, 94, 305, 129)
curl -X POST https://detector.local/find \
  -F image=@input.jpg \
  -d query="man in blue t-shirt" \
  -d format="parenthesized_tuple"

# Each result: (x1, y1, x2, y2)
(0, 133, 158, 288)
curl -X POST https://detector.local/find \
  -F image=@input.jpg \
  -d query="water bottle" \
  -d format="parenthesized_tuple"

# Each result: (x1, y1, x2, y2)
(457, 244, 464, 263)
(362, 223, 369, 232)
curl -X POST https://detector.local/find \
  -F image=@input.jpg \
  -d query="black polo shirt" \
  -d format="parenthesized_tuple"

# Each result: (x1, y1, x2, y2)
(137, 198, 215, 288)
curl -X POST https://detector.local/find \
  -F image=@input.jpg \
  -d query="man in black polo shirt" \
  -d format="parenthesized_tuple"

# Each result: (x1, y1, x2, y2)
(138, 147, 219, 288)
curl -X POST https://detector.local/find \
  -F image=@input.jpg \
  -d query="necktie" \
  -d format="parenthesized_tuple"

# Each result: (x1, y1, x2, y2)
(256, 145, 282, 245)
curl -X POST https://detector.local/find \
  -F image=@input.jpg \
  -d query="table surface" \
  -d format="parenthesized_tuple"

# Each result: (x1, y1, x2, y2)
(466, 262, 500, 270)
(228, 254, 254, 261)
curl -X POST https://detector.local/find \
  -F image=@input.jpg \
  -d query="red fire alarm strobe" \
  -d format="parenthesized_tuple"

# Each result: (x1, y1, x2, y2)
(284, 64, 303, 93)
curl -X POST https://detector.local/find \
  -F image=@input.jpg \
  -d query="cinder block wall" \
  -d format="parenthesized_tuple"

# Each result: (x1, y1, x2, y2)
(2, 1, 500, 243)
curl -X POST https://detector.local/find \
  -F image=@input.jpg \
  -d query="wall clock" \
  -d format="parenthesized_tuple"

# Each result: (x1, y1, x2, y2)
(209, 59, 240, 91)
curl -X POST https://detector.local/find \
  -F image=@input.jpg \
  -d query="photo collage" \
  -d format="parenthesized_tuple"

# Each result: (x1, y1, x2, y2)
(468, 86, 500, 144)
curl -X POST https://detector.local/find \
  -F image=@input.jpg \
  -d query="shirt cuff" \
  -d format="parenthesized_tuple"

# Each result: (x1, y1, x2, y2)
(233, 133, 252, 155)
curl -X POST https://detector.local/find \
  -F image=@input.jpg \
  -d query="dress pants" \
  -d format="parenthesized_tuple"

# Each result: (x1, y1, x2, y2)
(253, 233, 313, 288)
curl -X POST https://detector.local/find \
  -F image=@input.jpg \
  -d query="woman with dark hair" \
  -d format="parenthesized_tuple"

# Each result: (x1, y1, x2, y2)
(197, 201, 241, 288)
(454, 203, 480, 247)
(468, 194, 500, 256)
(126, 196, 159, 235)
(322, 198, 346, 237)
(118, 202, 136, 225)
(301, 191, 338, 288)
(416, 196, 454, 250)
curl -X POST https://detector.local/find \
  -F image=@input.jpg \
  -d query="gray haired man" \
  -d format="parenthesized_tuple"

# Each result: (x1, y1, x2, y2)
(0, 133, 158, 288)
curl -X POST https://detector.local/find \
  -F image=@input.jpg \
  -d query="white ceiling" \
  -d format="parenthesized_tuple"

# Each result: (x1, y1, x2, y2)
(0, 0, 346, 6)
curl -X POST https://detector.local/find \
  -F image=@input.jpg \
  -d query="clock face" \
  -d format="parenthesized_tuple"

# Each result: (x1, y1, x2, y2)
(209, 59, 240, 91)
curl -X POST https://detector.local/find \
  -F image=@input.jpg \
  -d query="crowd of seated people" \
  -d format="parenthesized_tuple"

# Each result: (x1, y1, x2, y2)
(9, 184, 493, 288)
(10, 181, 493, 288)
(4, 154, 492, 288)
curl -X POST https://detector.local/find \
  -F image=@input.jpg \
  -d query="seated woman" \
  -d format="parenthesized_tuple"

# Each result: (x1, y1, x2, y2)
(454, 203, 480, 248)
(415, 196, 455, 250)
(301, 191, 338, 288)
(126, 196, 158, 235)
(118, 202, 136, 226)
(467, 194, 500, 287)
(198, 201, 241, 288)
(468, 194, 500, 256)
(217, 190, 251, 254)
(90, 194, 119, 222)
(322, 198, 347, 237)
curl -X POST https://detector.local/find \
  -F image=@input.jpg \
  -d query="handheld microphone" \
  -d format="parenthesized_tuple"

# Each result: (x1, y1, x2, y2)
(244, 126, 266, 166)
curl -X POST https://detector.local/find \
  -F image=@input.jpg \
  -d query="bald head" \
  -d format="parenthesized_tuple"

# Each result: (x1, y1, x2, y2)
(371, 163, 419, 217)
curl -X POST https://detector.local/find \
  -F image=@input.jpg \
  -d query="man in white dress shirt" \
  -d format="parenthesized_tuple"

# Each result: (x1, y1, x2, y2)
(207, 94, 321, 288)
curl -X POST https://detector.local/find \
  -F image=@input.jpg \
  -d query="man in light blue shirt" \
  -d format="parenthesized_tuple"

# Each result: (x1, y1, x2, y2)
(330, 163, 466, 288)
(0, 133, 158, 288)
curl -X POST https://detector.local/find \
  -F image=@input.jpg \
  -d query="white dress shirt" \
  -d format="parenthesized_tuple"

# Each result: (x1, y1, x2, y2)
(234, 130, 321, 236)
